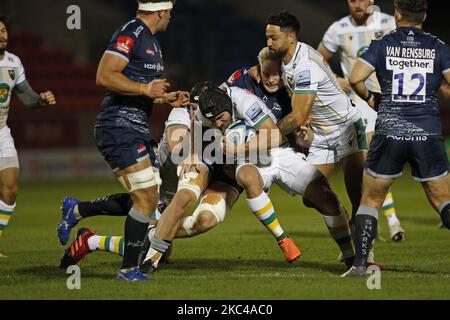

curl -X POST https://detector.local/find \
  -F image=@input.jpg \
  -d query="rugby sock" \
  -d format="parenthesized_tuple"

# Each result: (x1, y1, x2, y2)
(77, 193, 132, 219)
(323, 207, 355, 260)
(246, 192, 287, 241)
(145, 236, 170, 268)
(0, 200, 15, 237)
(353, 206, 378, 267)
(382, 190, 400, 226)
(121, 207, 150, 270)
(439, 201, 450, 230)
(88, 235, 124, 256)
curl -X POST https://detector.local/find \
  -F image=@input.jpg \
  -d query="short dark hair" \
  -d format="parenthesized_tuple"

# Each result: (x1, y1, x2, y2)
(0, 16, 7, 29)
(266, 11, 301, 38)
(394, 0, 428, 23)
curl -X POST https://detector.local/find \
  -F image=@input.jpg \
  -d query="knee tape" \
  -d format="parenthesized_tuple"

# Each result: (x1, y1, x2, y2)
(177, 165, 207, 200)
(118, 167, 161, 192)
(194, 195, 228, 224)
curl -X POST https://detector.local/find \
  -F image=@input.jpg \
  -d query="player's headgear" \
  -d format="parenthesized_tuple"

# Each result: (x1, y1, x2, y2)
(192, 82, 232, 119)
(137, 1, 173, 12)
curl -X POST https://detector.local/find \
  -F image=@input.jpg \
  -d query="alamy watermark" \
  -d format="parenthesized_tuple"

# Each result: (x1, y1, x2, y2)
(66, 5, 81, 30)
(66, 265, 81, 290)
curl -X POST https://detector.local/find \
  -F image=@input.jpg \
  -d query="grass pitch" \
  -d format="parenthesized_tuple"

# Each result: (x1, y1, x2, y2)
(0, 168, 449, 300)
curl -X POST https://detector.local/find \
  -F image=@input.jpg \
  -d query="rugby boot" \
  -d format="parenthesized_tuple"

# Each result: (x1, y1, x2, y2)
(60, 228, 95, 269)
(57, 196, 80, 245)
(278, 237, 302, 263)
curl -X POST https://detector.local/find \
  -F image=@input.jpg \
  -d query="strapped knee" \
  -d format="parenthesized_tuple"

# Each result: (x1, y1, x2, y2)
(195, 194, 228, 224)
(118, 167, 161, 192)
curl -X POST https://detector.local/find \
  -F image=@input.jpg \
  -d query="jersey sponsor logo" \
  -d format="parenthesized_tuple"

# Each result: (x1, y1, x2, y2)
(7, 57, 13, 62)
(8, 69, 15, 81)
(114, 36, 135, 55)
(146, 48, 155, 56)
(133, 25, 144, 38)
(0, 83, 11, 103)
(245, 103, 263, 121)
(227, 70, 241, 85)
(387, 135, 428, 141)
(144, 62, 164, 72)
(137, 144, 147, 154)
(296, 70, 311, 87)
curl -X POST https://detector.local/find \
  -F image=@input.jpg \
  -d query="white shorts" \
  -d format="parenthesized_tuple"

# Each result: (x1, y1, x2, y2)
(0, 126, 19, 170)
(258, 147, 322, 196)
(356, 100, 377, 134)
(307, 118, 368, 165)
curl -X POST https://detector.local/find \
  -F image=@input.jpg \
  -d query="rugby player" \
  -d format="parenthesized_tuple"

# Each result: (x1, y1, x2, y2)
(60, 51, 356, 271)
(57, 0, 189, 281)
(0, 16, 56, 258)
(342, 0, 450, 277)
(317, 0, 405, 241)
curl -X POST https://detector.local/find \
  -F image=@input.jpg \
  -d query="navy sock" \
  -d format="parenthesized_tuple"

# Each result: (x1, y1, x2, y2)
(353, 206, 378, 267)
(439, 201, 450, 230)
(78, 193, 132, 218)
(121, 207, 150, 270)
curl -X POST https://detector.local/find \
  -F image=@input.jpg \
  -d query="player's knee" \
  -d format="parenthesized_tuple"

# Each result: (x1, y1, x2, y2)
(236, 164, 262, 193)
(193, 212, 218, 233)
(196, 194, 228, 225)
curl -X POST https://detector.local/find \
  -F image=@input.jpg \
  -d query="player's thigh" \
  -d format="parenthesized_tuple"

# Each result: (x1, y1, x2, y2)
(365, 135, 407, 180)
(408, 135, 449, 183)
(421, 175, 450, 211)
(271, 148, 322, 196)
(361, 171, 395, 209)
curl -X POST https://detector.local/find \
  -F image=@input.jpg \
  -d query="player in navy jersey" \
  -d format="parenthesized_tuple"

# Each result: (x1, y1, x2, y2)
(57, 0, 189, 281)
(225, 47, 292, 121)
(342, 0, 450, 277)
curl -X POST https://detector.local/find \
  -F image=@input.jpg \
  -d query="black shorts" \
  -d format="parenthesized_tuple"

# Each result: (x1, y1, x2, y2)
(366, 134, 449, 181)
(210, 164, 244, 195)
(95, 125, 158, 171)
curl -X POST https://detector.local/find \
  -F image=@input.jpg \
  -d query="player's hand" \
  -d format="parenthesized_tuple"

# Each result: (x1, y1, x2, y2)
(40, 91, 56, 105)
(367, 92, 381, 111)
(141, 79, 171, 99)
(165, 91, 190, 108)
(295, 124, 314, 148)
(337, 77, 352, 94)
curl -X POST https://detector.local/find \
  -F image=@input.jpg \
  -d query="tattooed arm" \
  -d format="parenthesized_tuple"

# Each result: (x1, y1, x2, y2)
(277, 92, 315, 136)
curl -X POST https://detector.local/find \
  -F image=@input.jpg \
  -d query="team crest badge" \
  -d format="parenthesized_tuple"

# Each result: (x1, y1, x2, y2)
(375, 31, 384, 40)
(8, 69, 15, 81)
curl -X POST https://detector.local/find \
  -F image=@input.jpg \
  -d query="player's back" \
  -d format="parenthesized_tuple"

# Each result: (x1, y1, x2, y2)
(362, 26, 450, 136)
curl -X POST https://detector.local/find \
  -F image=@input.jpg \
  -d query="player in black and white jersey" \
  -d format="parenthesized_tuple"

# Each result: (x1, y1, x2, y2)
(342, 0, 450, 277)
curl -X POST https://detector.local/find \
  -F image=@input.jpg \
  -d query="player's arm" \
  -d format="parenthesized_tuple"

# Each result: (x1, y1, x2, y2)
(349, 59, 376, 108)
(14, 80, 56, 108)
(277, 92, 315, 136)
(96, 52, 170, 99)
(317, 43, 351, 94)
(247, 116, 283, 154)
(153, 91, 190, 108)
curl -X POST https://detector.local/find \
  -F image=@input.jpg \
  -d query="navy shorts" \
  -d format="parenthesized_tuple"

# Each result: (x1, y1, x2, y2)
(95, 125, 158, 171)
(366, 134, 449, 182)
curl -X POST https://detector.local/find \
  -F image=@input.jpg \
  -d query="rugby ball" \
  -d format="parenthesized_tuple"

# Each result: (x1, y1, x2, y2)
(225, 120, 257, 145)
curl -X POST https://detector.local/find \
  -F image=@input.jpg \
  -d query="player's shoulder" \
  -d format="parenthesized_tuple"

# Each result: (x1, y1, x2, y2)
(2, 51, 23, 66)
(226, 67, 251, 87)
(166, 107, 191, 128)
(117, 19, 147, 39)
(329, 15, 353, 33)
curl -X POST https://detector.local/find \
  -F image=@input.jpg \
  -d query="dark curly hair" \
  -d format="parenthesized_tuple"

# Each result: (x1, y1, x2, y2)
(394, 0, 428, 23)
(266, 11, 301, 38)
(0, 16, 7, 29)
